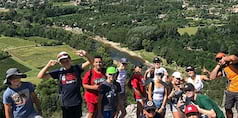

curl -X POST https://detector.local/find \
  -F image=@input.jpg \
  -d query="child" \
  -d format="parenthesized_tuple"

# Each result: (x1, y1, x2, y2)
(98, 67, 121, 118)
(3, 68, 42, 118)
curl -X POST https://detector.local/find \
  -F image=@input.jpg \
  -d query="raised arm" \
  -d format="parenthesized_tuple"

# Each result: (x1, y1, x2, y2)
(209, 64, 222, 80)
(37, 60, 58, 79)
(75, 50, 93, 69)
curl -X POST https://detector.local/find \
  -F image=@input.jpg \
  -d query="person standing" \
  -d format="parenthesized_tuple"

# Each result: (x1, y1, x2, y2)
(115, 58, 128, 118)
(152, 57, 168, 82)
(3, 68, 42, 118)
(185, 66, 210, 93)
(147, 74, 167, 118)
(37, 50, 92, 118)
(83, 56, 106, 118)
(131, 65, 146, 118)
(98, 67, 121, 118)
(210, 52, 238, 118)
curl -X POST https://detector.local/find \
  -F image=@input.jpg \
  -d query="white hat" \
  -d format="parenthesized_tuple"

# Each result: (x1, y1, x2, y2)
(172, 72, 183, 80)
(57, 51, 70, 62)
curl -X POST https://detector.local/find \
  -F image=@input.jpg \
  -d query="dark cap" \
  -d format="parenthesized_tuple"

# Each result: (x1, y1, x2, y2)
(134, 64, 143, 68)
(186, 66, 195, 72)
(153, 57, 161, 63)
(144, 101, 156, 110)
(120, 58, 128, 64)
(4, 68, 27, 84)
(183, 83, 195, 92)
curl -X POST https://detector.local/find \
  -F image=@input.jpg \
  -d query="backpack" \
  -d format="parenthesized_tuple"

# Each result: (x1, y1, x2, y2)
(87, 68, 106, 85)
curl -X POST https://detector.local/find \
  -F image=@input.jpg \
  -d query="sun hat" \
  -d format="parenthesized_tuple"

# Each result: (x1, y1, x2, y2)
(4, 68, 27, 84)
(186, 66, 195, 72)
(144, 101, 156, 110)
(153, 57, 161, 63)
(120, 58, 129, 64)
(183, 83, 195, 92)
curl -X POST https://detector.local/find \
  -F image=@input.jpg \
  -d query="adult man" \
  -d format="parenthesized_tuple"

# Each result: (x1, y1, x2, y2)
(37, 50, 92, 118)
(82, 56, 106, 118)
(183, 83, 225, 118)
(3, 68, 42, 118)
(184, 104, 200, 118)
(115, 58, 128, 118)
(210, 52, 238, 118)
(152, 57, 168, 82)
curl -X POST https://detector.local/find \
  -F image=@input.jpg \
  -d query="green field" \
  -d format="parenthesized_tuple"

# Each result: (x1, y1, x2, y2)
(0, 36, 85, 85)
(177, 27, 198, 36)
(0, 36, 36, 51)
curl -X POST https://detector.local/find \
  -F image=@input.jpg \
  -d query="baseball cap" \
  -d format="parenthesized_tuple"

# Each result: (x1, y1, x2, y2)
(57, 51, 70, 62)
(186, 66, 195, 72)
(4, 68, 27, 84)
(183, 83, 195, 92)
(120, 58, 128, 64)
(153, 57, 161, 63)
(185, 104, 199, 115)
(144, 101, 156, 111)
(106, 66, 117, 74)
(215, 52, 225, 59)
(172, 72, 183, 80)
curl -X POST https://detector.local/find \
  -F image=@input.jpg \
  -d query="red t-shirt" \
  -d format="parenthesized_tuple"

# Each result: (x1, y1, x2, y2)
(83, 69, 106, 103)
(131, 73, 145, 99)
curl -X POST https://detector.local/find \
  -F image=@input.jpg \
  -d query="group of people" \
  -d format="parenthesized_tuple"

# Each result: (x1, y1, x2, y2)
(2, 49, 238, 118)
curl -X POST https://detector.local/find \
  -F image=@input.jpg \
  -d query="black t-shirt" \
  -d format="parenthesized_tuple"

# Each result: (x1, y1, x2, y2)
(99, 81, 121, 111)
(49, 65, 84, 107)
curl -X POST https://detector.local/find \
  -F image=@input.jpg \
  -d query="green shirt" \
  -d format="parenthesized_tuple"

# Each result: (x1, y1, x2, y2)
(195, 94, 225, 118)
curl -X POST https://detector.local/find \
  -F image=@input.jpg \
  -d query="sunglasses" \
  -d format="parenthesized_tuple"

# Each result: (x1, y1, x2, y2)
(146, 109, 155, 113)
(216, 58, 222, 62)
(108, 74, 116, 76)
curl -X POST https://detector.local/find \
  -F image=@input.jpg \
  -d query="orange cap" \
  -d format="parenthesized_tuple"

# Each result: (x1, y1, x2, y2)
(215, 52, 225, 59)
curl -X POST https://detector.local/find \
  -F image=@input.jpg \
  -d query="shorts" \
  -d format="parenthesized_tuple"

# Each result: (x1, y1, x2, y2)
(153, 99, 162, 108)
(87, 102, 98, 113)
(61, 105, 82, 118)
(225, 91, 238, 110)
(103, 110, 113, 118)
(136, 99, 143, 103)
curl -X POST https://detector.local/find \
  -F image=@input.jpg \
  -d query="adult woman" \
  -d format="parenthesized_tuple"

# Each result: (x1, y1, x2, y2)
(148, 74, 167, 118)
(167, 72, 184, 118)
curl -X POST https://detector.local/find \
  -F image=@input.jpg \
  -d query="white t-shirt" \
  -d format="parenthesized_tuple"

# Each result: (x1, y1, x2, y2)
(154, 67, 167, 82)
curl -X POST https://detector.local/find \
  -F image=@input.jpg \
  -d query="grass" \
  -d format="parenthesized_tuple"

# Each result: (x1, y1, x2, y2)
(177, 27, 198, 36)
(25, 36, 58, 44)
(0, 36, 85, 85)
(8, 45, 81, 69)
(0, 36, 36, 51)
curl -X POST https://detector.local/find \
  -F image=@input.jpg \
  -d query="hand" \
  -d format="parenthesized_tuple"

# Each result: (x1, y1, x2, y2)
(158, 108, 163, 113)
(47, 60, 58, 67)
(92, 84, 100, 90)
(75, 50, 87, 57)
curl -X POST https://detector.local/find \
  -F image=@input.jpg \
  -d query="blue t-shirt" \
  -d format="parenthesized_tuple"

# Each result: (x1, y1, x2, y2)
(3, 82, 36, 118)
(49, 64, 84, 107)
